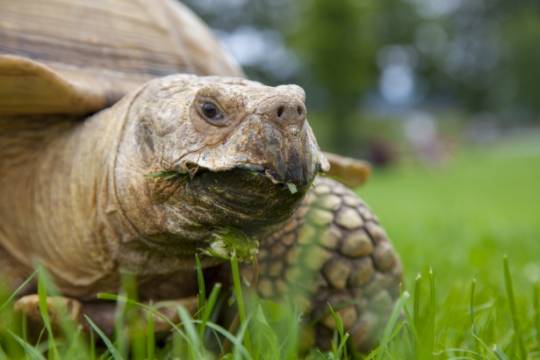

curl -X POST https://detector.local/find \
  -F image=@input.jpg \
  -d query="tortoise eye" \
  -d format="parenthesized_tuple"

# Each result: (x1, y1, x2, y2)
(201, 101, 224, 122)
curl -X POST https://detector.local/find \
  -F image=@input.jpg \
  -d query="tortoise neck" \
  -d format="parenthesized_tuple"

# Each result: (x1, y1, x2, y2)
(0, 105, 131, 298)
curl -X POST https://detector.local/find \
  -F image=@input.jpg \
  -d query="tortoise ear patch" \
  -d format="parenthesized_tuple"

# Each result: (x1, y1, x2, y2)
(0, 55, 107, 115)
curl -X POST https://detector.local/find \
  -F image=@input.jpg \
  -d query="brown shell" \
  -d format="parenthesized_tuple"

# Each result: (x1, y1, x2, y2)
(0, 0, 243, 114)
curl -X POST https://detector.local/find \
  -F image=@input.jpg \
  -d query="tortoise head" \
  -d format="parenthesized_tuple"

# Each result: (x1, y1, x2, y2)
(115, 75, 328, 251)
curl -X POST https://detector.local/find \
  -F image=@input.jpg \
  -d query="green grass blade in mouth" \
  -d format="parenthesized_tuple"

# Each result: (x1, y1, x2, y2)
(145, 170, 185, 180)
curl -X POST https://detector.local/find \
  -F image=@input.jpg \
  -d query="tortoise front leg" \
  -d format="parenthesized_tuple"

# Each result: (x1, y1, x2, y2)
(243, 177, 403, 352)
(14, 294, 198, 337)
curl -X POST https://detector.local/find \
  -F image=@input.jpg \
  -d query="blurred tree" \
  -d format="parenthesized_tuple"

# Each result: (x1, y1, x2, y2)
(502, 6, 540, 117)
(289, 0, 377, 153)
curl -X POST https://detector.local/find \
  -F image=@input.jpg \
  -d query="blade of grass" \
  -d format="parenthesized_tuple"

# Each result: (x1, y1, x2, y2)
(177, 305, 204, 359)
(232, 318, 252, 360)
(0, 271, 37, 312)
(98, 293, 191, 344)
(195, 254, 206, 337)
(230, 255, 246, 325)
(113, 292, 127, 359)
(195, 255, 206, 309)
(427, 267, 436, 356)
(492, 345, 511, 360)
(413, 273, 422, 331)
(200, 283, 222, 340)
(89, 328, 95, 360)
(22, 311, 28, 343)
(192, 319, 251, 359)
(534, 283, 540, 350)
(230, 254, 252, 350)
(7, 330, 46, 360)
(37, 269, 58, 360)
(472, 333, 508, 360)
(413, 272, 423, 359)
(84, 315, 123, 360)
(470, 279, 477, 333)
(326, 303, 347, 358)
(376, 291, 410, 360)
(429, 267, 436, 311)
(146, 303, 155, 360)
(502, 255, 527, 359)
(0, 344, 7, 360)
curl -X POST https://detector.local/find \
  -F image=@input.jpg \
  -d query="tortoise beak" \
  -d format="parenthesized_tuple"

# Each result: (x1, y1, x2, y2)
(259, 136, 324, 187)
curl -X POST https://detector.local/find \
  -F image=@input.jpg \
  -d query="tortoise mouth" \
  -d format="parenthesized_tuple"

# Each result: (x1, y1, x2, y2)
(179, 166, 310, 233)
(183, 161, 315, 193)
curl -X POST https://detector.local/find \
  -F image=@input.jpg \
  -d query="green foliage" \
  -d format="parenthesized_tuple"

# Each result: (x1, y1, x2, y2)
(291, 0, 376, 101)
(289, 0, 378, 152)
(501, 6, 540, 115)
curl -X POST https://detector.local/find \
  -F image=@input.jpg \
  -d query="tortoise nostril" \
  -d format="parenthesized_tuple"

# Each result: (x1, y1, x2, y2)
(277, 106, 285, 118)
(263, 99, 306, 126)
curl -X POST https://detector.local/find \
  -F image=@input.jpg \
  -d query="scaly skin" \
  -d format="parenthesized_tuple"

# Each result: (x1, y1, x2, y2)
(244, 177, 402, 351)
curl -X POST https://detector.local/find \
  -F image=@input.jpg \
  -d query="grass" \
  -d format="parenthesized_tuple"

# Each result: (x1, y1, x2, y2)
(359, 134, 540, 359)
(0, 135, 539, 359)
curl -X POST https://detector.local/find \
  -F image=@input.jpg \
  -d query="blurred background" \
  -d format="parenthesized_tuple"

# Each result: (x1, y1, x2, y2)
(184, 0, 540, 167)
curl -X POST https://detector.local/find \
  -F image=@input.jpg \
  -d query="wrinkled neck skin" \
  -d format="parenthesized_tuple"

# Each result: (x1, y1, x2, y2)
(0, 103, 130, 298)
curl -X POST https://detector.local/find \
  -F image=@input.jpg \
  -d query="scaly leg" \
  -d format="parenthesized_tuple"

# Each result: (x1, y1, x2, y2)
(14, 294, 198, 337)
(243, 177, 402, 352)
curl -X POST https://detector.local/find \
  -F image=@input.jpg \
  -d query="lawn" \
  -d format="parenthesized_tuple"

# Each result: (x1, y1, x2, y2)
(359, 134, 540, 359)
(0, 135, 539, 359)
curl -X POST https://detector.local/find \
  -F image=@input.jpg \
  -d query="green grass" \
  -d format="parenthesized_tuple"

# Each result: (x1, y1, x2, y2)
(359, 135, 540, 359)
(0, 135, 539, 359)
(361, 137, 540, 288)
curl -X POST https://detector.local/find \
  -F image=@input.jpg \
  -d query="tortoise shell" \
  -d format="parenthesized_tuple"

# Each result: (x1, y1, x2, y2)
(0, 0, 242, 115)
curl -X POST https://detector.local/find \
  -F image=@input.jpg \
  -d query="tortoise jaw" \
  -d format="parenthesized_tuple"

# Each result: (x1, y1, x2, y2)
(179, 161, 316, 194)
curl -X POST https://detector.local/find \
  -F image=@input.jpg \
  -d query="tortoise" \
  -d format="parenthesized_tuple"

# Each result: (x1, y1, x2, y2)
(0, 0, 402, 352)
